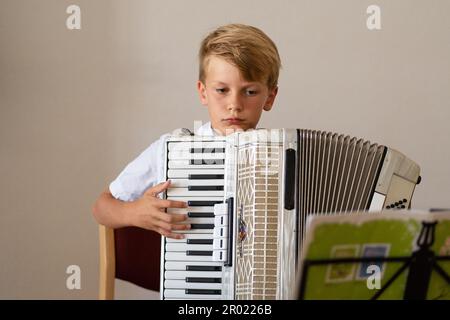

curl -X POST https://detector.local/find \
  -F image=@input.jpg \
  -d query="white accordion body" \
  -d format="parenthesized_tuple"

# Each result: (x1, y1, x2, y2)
(160, 129, 421, 300)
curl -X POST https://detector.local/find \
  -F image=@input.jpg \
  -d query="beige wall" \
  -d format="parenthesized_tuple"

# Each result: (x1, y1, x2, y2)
(0, 0, 449, 299)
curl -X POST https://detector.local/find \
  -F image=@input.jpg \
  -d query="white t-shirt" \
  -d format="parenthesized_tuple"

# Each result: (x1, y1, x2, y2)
(109, 122, 220, 201)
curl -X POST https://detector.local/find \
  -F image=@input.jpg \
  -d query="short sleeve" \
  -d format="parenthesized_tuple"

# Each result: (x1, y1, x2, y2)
(109, 133, 170, 201)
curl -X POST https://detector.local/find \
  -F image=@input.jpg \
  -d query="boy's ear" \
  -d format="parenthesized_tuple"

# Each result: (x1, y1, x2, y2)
(263, 86, 278, 111)
(197, 80, 208, 106)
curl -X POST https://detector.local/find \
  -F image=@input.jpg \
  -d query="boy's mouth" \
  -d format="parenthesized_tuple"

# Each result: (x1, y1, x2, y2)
(223, 118, 244, 125)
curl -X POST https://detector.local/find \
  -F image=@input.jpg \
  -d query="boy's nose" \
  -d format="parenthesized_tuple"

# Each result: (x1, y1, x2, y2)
(227, 104, 242, 112)
(227, 95, 243, 112)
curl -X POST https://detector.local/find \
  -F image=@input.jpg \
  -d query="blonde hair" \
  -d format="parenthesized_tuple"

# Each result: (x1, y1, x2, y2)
(199, 24, 281, 90)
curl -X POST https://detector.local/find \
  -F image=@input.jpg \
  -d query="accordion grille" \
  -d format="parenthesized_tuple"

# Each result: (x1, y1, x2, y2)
(235, 143, 282, 300)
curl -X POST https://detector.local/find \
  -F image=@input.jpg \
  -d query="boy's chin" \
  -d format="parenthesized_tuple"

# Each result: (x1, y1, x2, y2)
(222, 124, 251, 135)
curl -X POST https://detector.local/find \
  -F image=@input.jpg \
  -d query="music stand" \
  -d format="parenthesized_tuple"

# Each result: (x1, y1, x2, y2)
(297, 211, 450, 300)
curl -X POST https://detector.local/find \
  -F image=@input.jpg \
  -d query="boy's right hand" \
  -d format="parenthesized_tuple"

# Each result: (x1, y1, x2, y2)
(128, 180, 190, 239)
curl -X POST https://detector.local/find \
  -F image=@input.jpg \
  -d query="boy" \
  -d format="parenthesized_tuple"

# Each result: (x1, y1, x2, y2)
(92, 24, 281, 239)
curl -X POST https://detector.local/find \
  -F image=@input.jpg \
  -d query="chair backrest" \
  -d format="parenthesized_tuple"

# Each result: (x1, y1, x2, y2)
(98, 225, 161, 299)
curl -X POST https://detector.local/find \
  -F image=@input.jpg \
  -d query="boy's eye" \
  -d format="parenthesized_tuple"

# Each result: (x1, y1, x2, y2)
(215, 88, 227, 93)
(245, 90, 258, 96)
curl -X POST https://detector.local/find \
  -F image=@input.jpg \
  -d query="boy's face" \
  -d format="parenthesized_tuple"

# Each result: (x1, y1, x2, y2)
(197, 56, 278, 136)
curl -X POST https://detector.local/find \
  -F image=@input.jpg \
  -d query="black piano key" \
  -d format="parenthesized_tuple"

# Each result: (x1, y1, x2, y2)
(190, 148, 225, 153)
(191, 224, 214, 230)
(186, 265, 222, 271)
(186, 277, 222, 283)
(190, 159, 224, 165)
(188, 185, 224, 191)
(187, 239, 213, 245)
(186, 250, 213, 256)
(185, 289, 221, 295)
(188, 200, 222, 207)
(187, 212, 215, 218)
(188, 174, 224, 180)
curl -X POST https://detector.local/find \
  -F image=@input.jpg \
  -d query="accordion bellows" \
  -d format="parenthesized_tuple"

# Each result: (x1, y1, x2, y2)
(161, 128, 421, 300)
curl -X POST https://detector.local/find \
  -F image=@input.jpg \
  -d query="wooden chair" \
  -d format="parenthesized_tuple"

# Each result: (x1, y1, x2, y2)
(98, 225, 161, 299)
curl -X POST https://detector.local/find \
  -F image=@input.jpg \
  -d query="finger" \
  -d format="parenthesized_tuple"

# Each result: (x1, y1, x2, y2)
(155, 220, 175, 233)
(164, 231, 186, 240)
(145, 180, 171, 197)
(171, 223, 191, 231)
(159, 207, 188, 215)
(159, 212, 188, 223)
(158, 199, 189, 209)
(155, 219, 190, 232)
(157, 227, 182, 239)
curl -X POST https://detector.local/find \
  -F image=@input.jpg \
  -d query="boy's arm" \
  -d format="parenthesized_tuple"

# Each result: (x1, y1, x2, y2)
(92, 181, 190, 239)
(92, 189, 132, 229)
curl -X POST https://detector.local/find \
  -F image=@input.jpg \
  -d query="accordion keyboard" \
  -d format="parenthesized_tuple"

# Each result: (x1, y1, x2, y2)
(162, 139, 227, 299)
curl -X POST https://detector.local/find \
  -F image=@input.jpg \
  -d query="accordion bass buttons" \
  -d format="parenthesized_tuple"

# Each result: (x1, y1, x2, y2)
(212, 203, 228, 262)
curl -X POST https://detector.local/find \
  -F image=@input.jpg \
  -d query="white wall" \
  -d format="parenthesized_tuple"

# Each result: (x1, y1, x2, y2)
(0, 0, 449, 298)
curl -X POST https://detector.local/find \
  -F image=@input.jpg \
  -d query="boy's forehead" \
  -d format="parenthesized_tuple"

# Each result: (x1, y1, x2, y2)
(205, 56, 261, 86)
(205, 57, 240, 76)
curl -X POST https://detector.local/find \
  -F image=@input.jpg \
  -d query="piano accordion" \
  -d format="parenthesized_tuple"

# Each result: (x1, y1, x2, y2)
(160, 129, 421, 299)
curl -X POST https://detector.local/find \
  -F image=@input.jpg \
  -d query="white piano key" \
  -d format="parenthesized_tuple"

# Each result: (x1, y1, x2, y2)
(165, 271, 222, 279)
(168, 142, 226, 151)
(213, 238, 228, 250)
(172, 229, 213, 234)
(169, 179, 224, 187)
(168, 152, 225, 160)
(164, 231, 214, 241)
(167, 188, 224, 197)
(165, 243, 213, 251)
(168, 161, 224, 169)
(214, 215, 228, 227)
(167, 207, 215, 214)
(165, 261, 223, 270)
(165, 197, 223, 203)
(173, 223, 215, 234)
(213, 203, 228, 216)
(213, 226, 228, 238)
(185, 217, 215, 224)
(165, 252, 213, 261)
(164, 289, 222, 300)
(212, 250, 227, 262)
(164, 280, 222, 290)
(167, 169, 225, 179)
(168, 157, 224, 163)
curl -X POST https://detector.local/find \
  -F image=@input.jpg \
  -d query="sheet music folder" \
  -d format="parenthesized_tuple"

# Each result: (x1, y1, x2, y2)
(297, 210, 450, 300)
